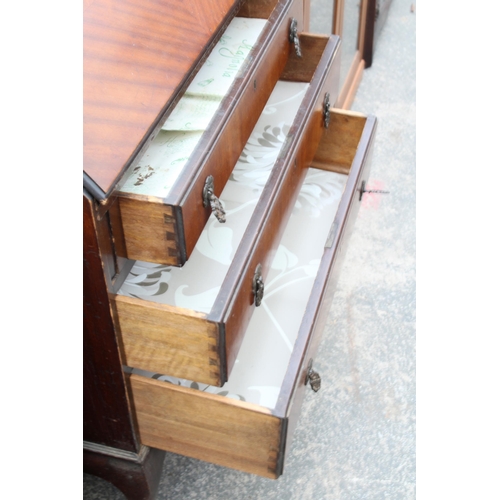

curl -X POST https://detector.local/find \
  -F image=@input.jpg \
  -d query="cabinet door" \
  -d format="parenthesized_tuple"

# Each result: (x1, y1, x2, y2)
(309, 0, 371, 109)
(333, 0, 369, 108)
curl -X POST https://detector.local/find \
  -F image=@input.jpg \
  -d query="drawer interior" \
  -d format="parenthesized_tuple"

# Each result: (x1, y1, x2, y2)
(117, 14, 268, 200)
(126, 110, 376, 478)
(114, 34, 341, 387)
(117, 81, 309, 319)
(114, 2, 335, 267)
(126, 166, 348, 409)
(114, 0, 304, 268)
(117, 27, 329, 202)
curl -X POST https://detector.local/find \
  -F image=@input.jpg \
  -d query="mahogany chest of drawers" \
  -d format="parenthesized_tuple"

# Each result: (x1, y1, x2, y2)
(84, 0, 377, 497)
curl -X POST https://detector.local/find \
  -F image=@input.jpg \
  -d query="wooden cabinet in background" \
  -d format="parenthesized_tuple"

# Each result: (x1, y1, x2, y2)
(313, 0, 392, 109)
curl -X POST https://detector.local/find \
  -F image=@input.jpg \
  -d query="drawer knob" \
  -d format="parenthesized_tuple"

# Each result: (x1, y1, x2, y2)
(289, 18, 302, 58)
(305, 359, 321, 392)
(203, 175, 226, 223)
(252, 263, 265, 307)
(323, 93, 331, 129)
(358, 180, 390, 201)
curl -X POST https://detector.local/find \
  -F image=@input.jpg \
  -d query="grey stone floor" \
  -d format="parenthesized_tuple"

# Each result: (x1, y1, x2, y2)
(84, 0, 416, 497)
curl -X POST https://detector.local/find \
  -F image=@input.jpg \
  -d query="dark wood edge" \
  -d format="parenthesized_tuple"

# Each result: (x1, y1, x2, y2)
(84, 171, 106, 202)
(173, 204, 187, 266)
(84, 190, 140, 452)
(275, 416, 289, 478)
(363, 0, 392, 68)
(84, 445, 165, 500)
(219, 321, 228, 385)
(362, 0, 377, 68)
(273, 115, 377, 473)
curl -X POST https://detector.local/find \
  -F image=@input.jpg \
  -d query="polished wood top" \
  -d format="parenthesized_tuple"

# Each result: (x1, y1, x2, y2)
(84, 0, 239, 197)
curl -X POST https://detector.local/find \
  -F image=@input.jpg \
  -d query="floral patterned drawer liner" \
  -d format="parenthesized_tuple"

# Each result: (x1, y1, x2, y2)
(118, 80, 310, 313)
(124, 166, 347, 410)
(118, 17, 267, 199)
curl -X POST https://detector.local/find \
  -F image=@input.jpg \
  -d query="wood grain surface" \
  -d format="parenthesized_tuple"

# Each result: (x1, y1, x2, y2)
(84, 0, 241, 196)
(114, 295, 223, 386)
(363, 0, 393, 68)
(130, 374, 283, 478)
(311, 108, 368, 173)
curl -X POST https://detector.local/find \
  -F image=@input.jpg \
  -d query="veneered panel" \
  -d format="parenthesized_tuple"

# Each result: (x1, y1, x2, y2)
(84, 0, 241, 195)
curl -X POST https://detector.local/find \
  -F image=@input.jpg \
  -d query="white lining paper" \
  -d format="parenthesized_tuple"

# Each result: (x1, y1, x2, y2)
(118, 17, 267, 198)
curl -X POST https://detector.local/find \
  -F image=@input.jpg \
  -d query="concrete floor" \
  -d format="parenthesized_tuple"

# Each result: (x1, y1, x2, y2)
(84, 0, 416, 497)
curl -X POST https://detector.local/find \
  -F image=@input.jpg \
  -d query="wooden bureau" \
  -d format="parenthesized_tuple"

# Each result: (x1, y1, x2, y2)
(83, 0, 376, 497)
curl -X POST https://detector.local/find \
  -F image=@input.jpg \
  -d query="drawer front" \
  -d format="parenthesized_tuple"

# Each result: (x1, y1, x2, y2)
(114, 34, 342, 388)
(276, 110, 378, 474)
(216, 33, 342, 376)
(126, 110, 377, 478)
(117, 0, 304, 267)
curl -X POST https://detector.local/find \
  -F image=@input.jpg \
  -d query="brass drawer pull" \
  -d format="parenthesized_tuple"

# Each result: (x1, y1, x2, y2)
(305, 359, 321, 392)
(203, 175, 226, 223)
(323, 93, 330, 129)
(252, 263, 265, 307)
(289, 18, 302, 58)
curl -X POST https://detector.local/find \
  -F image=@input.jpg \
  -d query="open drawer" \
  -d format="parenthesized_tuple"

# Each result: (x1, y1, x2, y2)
(115, 0, 305, 266)
(113, 34, 341, 387)
(124, 110, 377, 478)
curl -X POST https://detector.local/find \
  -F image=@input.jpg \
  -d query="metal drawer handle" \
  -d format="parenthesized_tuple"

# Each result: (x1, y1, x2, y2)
(305, 359, 321, 392)
(203, 175, 226, 223)
(323, 92, 331, 129)
(289, 18, 302, 58)
(252, 263, 265, 307)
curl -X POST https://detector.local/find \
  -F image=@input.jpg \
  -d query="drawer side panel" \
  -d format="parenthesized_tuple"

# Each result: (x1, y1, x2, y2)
(114, 296, 222, 386)
(130, 375, 283, 478)
(310, 109, 368, 173)
(119, 198, 184, 266)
